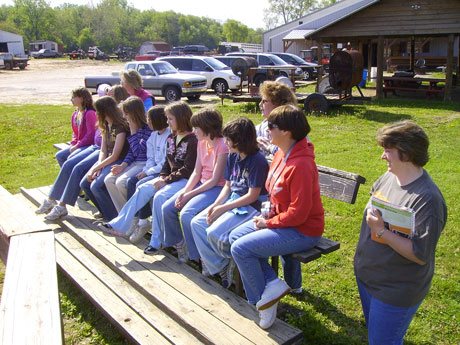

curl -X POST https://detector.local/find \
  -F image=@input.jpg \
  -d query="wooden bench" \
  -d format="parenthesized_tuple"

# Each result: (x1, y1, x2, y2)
(17, 185, 303, 344)
(0, 186, 63, 345)
(234, 165, 366, 296)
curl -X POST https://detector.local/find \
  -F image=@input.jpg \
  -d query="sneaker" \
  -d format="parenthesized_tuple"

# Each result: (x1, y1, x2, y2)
(144, 245, 159, 255)
(93, 211, 103, 219)
(97, 223, 125, 237)
(291, 287, 303, 294)
(201, 261, 211, 277)
(174, 240, 188, 263)
(256, 278, 291, 311)
(259, 301, 278, 329)
(219, 259, 236, 289)
(129, 221, 151, 244)
(44, 205, 68, 220)
(36, 199, 56, 214)
(125, 217, 139, 238)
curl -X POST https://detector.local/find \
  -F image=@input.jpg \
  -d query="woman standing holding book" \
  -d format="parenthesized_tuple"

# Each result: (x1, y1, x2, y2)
(354, 120, 447, 345)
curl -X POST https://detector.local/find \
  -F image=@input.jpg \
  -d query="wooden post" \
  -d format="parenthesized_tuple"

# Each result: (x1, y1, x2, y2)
(367, 39, 372, 83)
(376, 36, 384, 99)
(315, 39, 324, 93)
(410, 37, 415, 70)
(444, 34, 454, 101)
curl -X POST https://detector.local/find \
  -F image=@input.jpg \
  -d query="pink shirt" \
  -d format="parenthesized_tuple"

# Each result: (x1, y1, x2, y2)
(198, 137, 228, 186)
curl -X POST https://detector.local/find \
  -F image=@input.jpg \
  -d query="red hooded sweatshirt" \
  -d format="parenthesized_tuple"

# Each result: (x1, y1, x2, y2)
(265, 139, 324, 237)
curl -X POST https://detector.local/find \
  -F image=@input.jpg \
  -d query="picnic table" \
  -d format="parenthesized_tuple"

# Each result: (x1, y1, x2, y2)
(383, 76, 445, 98)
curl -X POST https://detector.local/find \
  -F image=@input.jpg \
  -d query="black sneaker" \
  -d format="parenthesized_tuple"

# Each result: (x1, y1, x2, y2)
(144, 245, 159, 255)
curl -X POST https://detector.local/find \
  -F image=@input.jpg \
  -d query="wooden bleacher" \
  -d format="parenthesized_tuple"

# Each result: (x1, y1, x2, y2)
(10, 185, 303, 344)
(0, 186, 63, 345)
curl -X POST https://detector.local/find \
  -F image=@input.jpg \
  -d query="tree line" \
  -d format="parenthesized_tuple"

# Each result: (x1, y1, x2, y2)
(0, 0, 263, 53)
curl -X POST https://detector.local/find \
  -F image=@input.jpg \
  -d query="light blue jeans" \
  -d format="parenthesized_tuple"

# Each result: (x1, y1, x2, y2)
(230, 220, 320, 305)
(191, 202, 258, 275)
(80, 160, 121, 221)
(162, 185, 222, 261)
(149, 179, 188, 248)
(55, 146, 87, 167)
(109, 178, 161, 233)
(356, 278, 422, 345)
(49, 146, 100, 205)
(126, 174, 158, 200)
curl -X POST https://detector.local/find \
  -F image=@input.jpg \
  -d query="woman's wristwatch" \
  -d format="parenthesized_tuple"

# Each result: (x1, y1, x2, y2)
(376, 227, 387, 238)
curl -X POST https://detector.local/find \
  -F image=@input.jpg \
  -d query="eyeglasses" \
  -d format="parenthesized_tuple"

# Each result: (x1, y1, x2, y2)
(267, 122, 278, 130)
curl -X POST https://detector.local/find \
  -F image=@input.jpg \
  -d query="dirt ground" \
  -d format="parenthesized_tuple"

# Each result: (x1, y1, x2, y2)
(0, 59, 125, 105)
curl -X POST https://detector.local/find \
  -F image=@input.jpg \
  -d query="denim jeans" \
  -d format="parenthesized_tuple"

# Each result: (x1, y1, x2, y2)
(229, 218, 304, 291)
(109, 178, 160, 233)
(55, 146, 87, 167)
(230, 221, 320, 305)
(191, 203, 258, 275)
(149, 179, 188, 248)
(80, 160, 121, 221)
(356, 278, 421, 345)
(162, 185, 222, 261)
(49, 145, 99, 206)
(126, 174, 158, 200)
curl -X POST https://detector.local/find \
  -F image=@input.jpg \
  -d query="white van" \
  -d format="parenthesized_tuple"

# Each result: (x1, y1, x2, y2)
(158, 56, 243, 93)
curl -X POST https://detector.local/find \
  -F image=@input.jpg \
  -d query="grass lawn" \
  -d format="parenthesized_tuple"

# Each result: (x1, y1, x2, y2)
(0, 98, 459, 344)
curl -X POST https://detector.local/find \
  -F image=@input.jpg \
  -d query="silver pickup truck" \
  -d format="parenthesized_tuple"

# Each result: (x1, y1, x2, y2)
(84, 60, 208, 102)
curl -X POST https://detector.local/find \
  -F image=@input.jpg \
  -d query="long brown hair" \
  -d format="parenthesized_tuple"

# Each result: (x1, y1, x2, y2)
(121, 96, 148, 129)
(94, 96, 128, 133)
(165, 101, 193, 132)
(72, 87, 94, 110)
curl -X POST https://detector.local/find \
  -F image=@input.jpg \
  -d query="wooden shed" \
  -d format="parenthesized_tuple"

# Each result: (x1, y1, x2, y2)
(307, 0, 460, 100)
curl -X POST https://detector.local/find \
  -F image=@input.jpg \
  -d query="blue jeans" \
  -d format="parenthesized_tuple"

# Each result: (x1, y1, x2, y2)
(127, 174, 158, 200)
(230, 221, 320, 305)
(191, 203, 258, 275)
(162, 185, 222, 261)
(149, 179, 188, 248)
(356, 278, 421, 345)
(80, 160, 120, 221)
(55, 146, 87, 167)
(229, 218, 305, 291)
(49, 146, 99, 206)
(109, 178, 160, 233)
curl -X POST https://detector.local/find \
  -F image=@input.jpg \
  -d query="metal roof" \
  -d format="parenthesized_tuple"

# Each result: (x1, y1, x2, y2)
(279, 0, 380, 40)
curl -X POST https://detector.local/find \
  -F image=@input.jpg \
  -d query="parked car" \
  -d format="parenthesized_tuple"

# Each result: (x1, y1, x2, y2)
(271, 52, 319, 80)
(135, 51, 160, 61)
(158, 56, 242, 93)
(84, 60, 208, 102)
(225, 52, 303, 86)
(31, 49, 60, 59)
(170, 46, 184, 55)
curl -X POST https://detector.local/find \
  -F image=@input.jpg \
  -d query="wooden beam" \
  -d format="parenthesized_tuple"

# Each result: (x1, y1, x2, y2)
(444, 34, 454, 101)
(316, 39, 323, 93)
(376, 35, 384, 99)
(367, 39, 372, 82)
(410, 37, 415, 70)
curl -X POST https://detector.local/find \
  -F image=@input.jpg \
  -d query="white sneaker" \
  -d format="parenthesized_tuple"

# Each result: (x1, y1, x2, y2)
(259, 301, 278, 329)
(125, 217, 139, 237)
(174, 240, 188, 263)
(256, 278, 291, 311)
(36, 199, 56, 214)
(129, 221, 150, 244)
(44, 205, 68, 221)
(291, 287, 303, 294)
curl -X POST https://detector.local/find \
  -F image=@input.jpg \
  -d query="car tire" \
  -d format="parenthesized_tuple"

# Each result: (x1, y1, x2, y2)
(164, 86, 181, 102)
(187, 95, 201, 102)
(304, 93, 329, 114)
(279, 71, 289, 78)
(303, 69, 311, 80)
(212, 79, 228, 94)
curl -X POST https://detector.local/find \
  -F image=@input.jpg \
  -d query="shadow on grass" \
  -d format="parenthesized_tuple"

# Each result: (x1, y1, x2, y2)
(58, 270, 129, 345)
(278, 290, 367, 345)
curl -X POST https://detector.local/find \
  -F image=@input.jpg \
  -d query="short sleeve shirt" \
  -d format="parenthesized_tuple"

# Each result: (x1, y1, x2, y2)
(198, 137, 228, 186)
(105, 123, 128, 158)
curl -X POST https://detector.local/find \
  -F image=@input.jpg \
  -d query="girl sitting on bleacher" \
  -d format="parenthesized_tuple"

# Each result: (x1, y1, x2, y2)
(80, 96, 129, 222)
(104, 96, 152, 212)
(160, 108, 228, 263)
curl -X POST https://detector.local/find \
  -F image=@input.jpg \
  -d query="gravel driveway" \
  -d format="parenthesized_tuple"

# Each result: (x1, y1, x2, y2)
(0, 58, 220, 105)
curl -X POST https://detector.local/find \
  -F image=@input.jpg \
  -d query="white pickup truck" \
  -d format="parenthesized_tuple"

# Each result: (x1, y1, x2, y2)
(84, 60, 208, 102)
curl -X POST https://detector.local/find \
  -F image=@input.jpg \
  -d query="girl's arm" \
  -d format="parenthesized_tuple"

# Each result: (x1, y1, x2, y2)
(90, 132, 126, 173)
(163, 136, 197, 183)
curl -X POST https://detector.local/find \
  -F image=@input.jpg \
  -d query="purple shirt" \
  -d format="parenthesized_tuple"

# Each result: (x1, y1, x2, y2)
(123, 124, 152, 165)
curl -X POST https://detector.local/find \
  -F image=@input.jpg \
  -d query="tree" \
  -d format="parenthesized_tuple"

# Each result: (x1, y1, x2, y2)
(222, 20, 249, 43)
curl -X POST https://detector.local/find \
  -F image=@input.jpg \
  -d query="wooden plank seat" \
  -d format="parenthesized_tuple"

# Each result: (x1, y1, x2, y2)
(53, 142, 70, 151)
(0, 186, 62, 345)
(19, 186, 304, 345)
